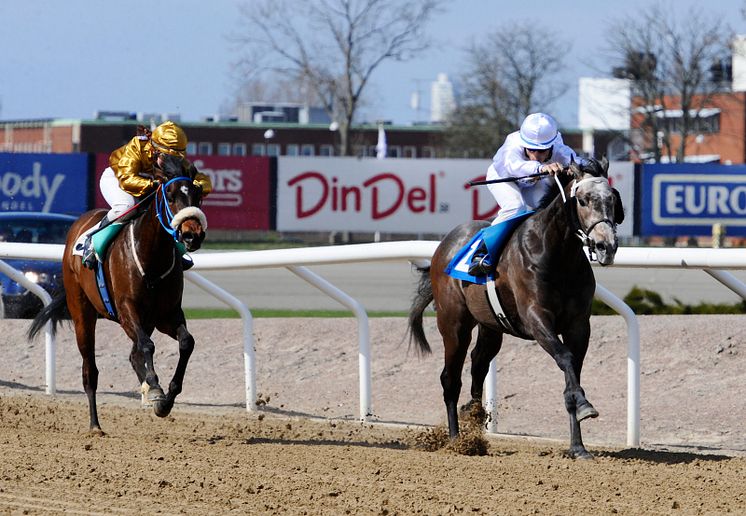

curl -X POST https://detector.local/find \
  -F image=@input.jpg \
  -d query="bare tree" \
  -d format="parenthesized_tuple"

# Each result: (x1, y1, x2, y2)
(230, 0, 442, 156)
(606, 5, 732, 163)
(444, 24, 570, 158)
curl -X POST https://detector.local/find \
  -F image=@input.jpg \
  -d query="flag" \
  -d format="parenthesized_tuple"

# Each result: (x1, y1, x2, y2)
(376, 123, 387, 159)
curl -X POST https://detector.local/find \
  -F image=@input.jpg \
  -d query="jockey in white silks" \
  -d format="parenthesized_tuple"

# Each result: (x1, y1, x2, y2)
(468, 113, 580, 276)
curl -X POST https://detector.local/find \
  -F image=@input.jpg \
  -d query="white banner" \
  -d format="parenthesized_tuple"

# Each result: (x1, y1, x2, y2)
(277, 157, 635, 236)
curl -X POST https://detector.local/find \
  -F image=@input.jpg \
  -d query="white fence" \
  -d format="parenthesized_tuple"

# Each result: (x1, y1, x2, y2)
(4, 242, 746, 448)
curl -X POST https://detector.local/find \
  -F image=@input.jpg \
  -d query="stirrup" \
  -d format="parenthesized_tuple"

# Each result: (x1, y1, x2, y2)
(81, 238, 96, 269)
(181, 255, 194, 270)
(468, 254, 492, 277)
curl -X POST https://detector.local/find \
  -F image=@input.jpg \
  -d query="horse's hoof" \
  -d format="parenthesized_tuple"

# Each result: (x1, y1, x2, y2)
(88, 428, 106, 437)
(576, 403, 599, 422)
(153, 400, 172, 418)
(571, 449, 594, 460)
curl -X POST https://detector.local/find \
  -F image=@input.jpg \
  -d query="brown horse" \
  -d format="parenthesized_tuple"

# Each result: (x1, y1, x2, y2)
(408, 157, 624, 459)
(28, 155, 207, 433)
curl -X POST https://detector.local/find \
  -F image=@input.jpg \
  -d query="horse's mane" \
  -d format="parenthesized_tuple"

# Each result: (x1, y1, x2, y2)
(535, 157, 605, 210)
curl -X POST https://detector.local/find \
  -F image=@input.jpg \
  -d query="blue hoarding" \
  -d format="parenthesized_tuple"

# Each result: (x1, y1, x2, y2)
(641, 163, 746, 237)
(0, 153, 90, 215)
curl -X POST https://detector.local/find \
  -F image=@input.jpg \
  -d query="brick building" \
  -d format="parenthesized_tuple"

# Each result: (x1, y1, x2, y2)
(0, 116, 449, 159)
(0, 114, 607, 161)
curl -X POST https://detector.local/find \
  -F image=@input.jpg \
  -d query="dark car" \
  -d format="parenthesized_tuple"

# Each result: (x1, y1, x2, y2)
(0, 212, 77, 318)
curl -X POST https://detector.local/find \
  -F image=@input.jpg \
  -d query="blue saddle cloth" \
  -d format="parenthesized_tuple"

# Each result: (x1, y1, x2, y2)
(445, 211, 534, 285)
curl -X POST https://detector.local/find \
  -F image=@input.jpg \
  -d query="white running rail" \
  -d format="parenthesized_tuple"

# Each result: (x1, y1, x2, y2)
(4, 242, 746, 448)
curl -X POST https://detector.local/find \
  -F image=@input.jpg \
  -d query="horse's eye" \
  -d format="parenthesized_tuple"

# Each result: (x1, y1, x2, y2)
(577, 197, 587, 207)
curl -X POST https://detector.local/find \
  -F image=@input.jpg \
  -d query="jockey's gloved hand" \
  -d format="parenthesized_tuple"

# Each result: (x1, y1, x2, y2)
(540, 162, 565, 176)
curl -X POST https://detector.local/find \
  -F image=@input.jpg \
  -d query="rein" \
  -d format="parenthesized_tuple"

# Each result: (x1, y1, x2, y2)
(155, 176, 193, 242)
(129, 175, 191, 286)
(553, 175, 616, 262)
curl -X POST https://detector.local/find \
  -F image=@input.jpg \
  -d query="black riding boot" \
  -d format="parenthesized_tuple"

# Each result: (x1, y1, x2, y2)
(80, 217, 110, 269)
(468, 241, 493, 277)
(181, 254, 194, 270)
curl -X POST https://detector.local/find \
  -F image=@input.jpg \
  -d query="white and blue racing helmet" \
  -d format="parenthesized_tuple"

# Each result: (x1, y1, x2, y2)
(519, 113, 559, 150)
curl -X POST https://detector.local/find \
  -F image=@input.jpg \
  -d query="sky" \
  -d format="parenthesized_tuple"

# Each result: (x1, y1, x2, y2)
(2, 0, 745, 129)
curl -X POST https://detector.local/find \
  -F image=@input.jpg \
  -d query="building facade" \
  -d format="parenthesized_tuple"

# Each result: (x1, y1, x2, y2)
(0, 116, 448, 160)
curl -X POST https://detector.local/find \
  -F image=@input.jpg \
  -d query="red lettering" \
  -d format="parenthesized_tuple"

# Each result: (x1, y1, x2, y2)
(287, 171, 328, 218)
(407, 187, 427, 212)
(430, 174, 437, 213)
(340, 185, 361, 211)
(467, 176, 499, 221)
(363, 173, 404, 220)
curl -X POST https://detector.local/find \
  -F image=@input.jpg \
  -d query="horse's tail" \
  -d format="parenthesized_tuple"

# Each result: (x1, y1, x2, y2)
(27, 288, 69, 340)
(408, 265, 433, 356)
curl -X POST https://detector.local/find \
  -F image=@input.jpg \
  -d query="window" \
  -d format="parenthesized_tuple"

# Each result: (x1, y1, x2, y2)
(300, 144, 315, 156)
(387, 146, 401, 158)
(286, 144, 299, 156)
(656, 108, 721, 135)
(232, 143, 247, 156)
(403, 146, 416, 158)
(319, 144, 334, 156)
(197, 142, 213, 155)
(267, 143, 281, 156)
(186, 142, 197, 156)
(421, 146, 435, 158)
(252, 143, 266, 156)
(218, 143, 231, 156)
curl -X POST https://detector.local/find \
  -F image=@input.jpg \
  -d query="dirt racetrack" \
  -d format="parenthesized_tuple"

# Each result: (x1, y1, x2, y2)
(1, 315, 745, 514)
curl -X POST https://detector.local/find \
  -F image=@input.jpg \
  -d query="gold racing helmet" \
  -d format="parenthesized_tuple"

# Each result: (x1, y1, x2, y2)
(151, 121, 187, 157)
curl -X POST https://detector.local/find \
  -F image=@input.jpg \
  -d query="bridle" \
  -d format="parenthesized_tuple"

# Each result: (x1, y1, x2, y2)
(154, 176, 197, 243)
(553, 174, 617, 262)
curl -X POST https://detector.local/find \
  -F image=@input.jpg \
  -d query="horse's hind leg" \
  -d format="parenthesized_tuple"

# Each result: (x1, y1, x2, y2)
(68, 291, 103, 433)
(153, 312, 195, 417)
(437, 311, 476, 439)
(464, 324, 503, 426)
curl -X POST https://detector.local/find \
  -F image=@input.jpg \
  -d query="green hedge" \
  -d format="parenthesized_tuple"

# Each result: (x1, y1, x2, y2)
(592, 286, 746, 315)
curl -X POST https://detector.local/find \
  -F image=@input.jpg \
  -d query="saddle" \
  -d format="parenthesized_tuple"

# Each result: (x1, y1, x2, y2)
(444, 210, 534, 285)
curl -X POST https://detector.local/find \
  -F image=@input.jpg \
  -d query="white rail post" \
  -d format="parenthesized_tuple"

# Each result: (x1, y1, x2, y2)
(594, 283, 640, 447)
(484, 359, 498, 433)
(0, 259, 56, 394)
(703, 269, 746, 299)
(287, 266, 372, 421)
(185, 271, 257, 412)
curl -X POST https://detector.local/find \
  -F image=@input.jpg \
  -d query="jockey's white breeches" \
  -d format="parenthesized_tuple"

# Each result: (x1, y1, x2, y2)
(486, 163, 552, 225)
(100, 167, 135, 221)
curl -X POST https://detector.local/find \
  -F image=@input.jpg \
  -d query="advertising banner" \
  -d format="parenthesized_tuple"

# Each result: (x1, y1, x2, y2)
(277, 157, 635, 236)
(640, 164, 746, 237)
(0, 153, 90, 214)
(94, 154, 273, 231)
(606, 160, 634, 238)
(277, 157, 495, 233)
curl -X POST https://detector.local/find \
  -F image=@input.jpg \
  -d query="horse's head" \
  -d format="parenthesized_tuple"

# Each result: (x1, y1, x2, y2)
(154, 154, 208, 252)
(567, 156, 624, 266)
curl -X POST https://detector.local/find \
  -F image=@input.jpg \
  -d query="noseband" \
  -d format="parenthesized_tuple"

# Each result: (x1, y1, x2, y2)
(154, 176, 201, 243)
(554, 175, 617, 261)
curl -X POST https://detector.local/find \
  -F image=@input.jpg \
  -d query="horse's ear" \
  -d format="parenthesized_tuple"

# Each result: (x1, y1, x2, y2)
(569, 155, 584, 180)
(600, 156, 609, 177)
(185, 161, 198, 179)
(612, 187, 625, 224)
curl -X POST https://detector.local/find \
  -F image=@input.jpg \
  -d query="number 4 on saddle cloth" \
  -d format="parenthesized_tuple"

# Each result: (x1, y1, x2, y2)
(445, 210, 534, 285)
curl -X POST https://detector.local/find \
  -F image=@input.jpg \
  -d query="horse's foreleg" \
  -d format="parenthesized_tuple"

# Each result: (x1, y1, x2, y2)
(534, 319, 596, 459)
(154, 322, 195, 418)
(132, 329, 165, 406)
